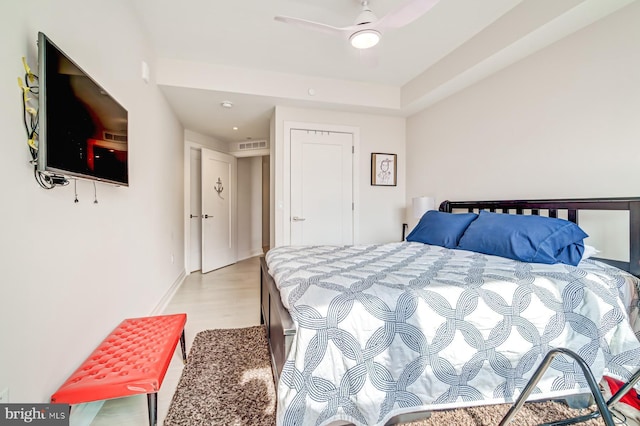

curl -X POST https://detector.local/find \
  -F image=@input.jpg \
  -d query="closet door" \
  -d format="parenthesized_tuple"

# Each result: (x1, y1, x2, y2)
(290, 129, 353, 245)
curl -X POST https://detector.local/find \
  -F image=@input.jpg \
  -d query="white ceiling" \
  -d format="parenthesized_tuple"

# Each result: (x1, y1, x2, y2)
(131, 0, 635, 144)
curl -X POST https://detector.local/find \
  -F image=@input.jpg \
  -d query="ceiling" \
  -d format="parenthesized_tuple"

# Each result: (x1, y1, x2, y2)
(130, 0, 634, 144)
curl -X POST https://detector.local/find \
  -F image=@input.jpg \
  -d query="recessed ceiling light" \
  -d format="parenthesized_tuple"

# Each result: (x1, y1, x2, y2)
(232, 126, 238, 130)
(220, 101, 233, 108)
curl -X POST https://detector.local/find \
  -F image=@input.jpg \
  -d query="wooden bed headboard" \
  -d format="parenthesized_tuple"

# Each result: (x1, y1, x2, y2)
(439, 197, 640, 277)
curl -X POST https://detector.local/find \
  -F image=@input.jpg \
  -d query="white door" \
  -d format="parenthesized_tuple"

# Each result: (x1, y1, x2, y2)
(201, 148, 237, 273)
(290, 129, 353, 245)
(189, 148, 202, 273)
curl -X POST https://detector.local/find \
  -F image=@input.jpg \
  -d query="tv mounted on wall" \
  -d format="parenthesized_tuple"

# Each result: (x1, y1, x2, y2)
(38, 32, 129, 186)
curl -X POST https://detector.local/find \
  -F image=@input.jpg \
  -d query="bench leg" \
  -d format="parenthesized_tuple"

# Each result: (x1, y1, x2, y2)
(180, 329, 187, 364)
(147, 392, 157, 426)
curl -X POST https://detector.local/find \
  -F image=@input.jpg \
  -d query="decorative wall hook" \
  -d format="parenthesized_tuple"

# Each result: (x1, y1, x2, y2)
(214, 177, 224, 198)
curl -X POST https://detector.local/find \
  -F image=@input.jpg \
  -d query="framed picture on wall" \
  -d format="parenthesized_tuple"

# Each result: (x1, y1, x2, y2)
(371, 153, 397, 186)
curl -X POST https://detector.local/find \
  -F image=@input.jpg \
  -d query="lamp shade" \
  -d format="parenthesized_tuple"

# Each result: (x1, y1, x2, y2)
(412, 196, 435, 219)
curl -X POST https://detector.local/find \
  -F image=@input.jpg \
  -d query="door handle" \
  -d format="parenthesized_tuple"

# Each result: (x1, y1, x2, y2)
(190, 214, 199, 218)
(292, 216, 306, 221)
(203, 214, 213, 219)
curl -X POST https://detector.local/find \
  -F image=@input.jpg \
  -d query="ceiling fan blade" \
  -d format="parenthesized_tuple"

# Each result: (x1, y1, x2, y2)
(374, 0, 440, 30)
(274, 15, 350, 37)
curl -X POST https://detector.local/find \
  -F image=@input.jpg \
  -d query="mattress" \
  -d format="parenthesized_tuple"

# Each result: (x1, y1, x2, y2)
(266, 242, 640, 426)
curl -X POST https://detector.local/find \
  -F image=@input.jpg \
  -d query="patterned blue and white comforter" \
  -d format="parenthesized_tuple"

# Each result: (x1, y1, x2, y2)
(266, 242, 640, 426)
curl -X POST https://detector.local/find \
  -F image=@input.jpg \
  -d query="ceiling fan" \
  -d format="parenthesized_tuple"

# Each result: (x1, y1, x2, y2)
(274, 0, 440, 49)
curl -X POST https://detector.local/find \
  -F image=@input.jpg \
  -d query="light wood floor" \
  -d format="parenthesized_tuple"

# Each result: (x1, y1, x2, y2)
(90, 256, 262, 426)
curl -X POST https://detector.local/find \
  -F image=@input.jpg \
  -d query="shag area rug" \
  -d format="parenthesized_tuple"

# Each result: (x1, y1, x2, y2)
(164, 326, 609, 426)
(164, 326, 276, 426)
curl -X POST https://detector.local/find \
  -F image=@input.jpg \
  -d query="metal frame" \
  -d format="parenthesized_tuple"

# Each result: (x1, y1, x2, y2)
(499, 348, 616, 426)
(500, 347, 640, 426)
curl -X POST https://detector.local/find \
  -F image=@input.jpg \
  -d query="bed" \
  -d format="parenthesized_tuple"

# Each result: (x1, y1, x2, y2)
(260, 197, 640, 426)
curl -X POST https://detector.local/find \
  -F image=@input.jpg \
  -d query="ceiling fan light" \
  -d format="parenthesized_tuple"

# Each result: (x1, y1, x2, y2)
(349, 30, 380, 49)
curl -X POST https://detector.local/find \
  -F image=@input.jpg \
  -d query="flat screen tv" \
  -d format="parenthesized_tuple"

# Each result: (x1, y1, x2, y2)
(38, 32, 128, 186)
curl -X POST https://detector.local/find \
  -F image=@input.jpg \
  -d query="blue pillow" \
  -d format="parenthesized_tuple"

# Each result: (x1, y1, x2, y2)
(456, 211, 588, 266)
(407, 211, 478, 248)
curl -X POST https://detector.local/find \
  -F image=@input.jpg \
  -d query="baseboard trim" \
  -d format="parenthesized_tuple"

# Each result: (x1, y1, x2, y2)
(151, 269, 186, 315)
(69, 401, 104, 426)
(237, 248, 264, 261)
(250, 248, 264, 258)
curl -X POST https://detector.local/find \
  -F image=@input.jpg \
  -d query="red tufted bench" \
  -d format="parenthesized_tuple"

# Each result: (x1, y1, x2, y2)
(51, 313, 187, 426)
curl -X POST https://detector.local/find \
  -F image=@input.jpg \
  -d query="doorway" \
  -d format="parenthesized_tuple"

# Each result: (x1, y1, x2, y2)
(186, 144, 267, 274)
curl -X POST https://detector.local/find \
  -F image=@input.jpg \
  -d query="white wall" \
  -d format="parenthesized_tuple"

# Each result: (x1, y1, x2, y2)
(406, 2, 640, 208)
(237, 156, 263, 259)
(0, 0, 184, 403)
(272, 106, 406, 245)
(184, 129, 229, 153)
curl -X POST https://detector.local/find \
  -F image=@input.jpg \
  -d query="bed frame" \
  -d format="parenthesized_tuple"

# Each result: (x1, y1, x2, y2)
(259, 196, 640, 422)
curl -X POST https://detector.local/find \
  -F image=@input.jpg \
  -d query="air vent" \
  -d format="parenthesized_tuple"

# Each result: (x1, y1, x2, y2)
(103, 131, 127, 143)
(237, 140, 267, 151)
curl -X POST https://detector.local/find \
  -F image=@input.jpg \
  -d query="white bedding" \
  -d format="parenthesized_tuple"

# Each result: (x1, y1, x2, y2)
(266, 242, 640, 426)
